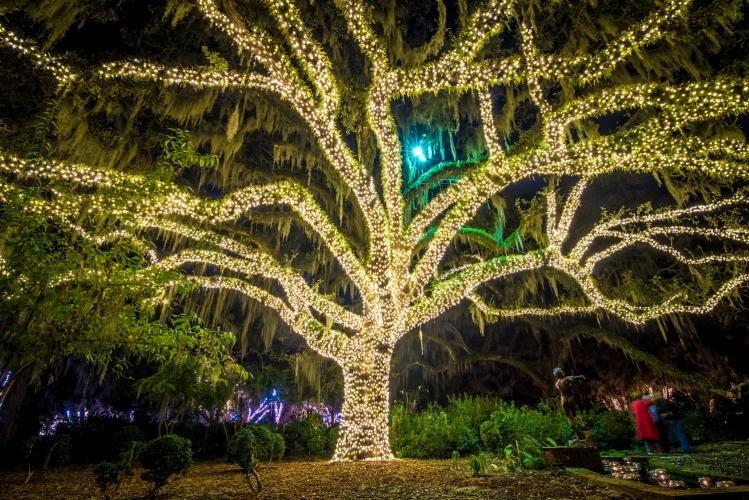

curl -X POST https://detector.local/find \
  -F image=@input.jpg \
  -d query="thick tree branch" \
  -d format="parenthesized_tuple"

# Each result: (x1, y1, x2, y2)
(177, 275, 348, 360)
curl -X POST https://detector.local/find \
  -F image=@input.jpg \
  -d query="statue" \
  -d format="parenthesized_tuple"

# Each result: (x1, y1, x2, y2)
(553, 368, 589, 444)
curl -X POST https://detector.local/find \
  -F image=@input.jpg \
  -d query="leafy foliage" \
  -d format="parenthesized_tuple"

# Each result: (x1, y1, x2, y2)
(93, 462, 121, 498)
(249, 426, 285, 462)
(283, 414, 329, 457)
(390, 396, 505, 458)
(135, 314, 248, 425)
(479, 402, 573, 456)
(111, 425, 144, 455)
(578, 408, 636, 451)
(138, 435, 192, 495)
(155, 128, 219, 177)
(226, 427, 262, 491)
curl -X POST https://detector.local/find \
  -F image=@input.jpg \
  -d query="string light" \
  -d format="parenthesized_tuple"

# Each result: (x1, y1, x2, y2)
(1, 0, 748, 462)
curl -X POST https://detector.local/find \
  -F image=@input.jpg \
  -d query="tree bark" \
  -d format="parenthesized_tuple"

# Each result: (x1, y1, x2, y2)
(332, 347, 394, 461)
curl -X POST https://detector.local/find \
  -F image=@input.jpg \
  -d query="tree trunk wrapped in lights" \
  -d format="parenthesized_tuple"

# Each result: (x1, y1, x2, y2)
(1, 0, 749, 461)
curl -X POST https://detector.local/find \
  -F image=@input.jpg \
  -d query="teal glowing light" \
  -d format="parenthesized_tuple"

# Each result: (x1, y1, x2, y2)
(412, 145, 427, 162)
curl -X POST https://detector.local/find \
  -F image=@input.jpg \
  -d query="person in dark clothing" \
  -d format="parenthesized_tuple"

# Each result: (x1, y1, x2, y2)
(654, 398, 691, 453)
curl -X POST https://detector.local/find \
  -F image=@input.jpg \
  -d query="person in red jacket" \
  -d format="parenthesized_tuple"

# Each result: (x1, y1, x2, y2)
(629, 394, 662, 454)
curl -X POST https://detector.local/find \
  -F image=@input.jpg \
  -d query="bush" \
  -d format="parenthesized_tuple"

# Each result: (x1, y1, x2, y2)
(227, 428, 261, 491)
(479, 401, 573, 456)
(47, 433, 73, 467)
(326, 425, 339, 454)
(283, 414, 328, 457)
(581, 408, 635, 451)
(139, 435, 192, 496)
(269, 430, 286, 461)
(28, 433, 73, 470)
(172, 420, 229, 458)
(66, 417, 133, 463)
(232, 426, 284, 462)
(390, 396, 504, 458)
(111, 425, 144, 454)
(93, 462, 121, 498)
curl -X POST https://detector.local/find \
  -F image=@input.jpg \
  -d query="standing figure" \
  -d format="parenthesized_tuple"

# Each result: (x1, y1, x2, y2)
(553, 368, 587, 428)
(629, 394, 662, 454)
(654, 397, 691, 453)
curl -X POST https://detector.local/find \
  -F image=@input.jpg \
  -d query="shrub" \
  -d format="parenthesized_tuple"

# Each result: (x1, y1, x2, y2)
(233, 426, 284, 463)
(93, 462, 121, 498)
(269, 430, 286, 461)
(28, 433, 73, 471)
(139, 435, 192, 496)
(390, 396, 505, 458)
(283, 414, 328, 457)
(67, 417, 133, 463)
(47, 433, 72, 467)
(479, 401, 573, 456)
(227, 428, 261, 491)
(326, 425, 339, 454)
(111, 425, 144, 454)
(581, 408, 635, 451)
(172, 420, 229, 458)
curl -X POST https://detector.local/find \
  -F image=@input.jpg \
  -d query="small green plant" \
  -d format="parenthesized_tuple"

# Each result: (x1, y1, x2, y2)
(227, 428, 261, 491)
(93, 462, 121, 499)
(451, 450, 460, 470)
(479, 401, 573, 457)
(390, 396, 499, 458)
(468, 453, 498, 476)
(139, 435, 193, 497)
(498, 444, 522, 472)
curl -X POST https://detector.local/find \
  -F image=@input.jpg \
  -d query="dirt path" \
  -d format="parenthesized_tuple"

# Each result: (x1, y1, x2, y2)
(0, 459, 633, 499)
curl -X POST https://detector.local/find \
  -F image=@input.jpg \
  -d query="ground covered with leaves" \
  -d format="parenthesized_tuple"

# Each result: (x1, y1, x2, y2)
(0, 458, 634, 499)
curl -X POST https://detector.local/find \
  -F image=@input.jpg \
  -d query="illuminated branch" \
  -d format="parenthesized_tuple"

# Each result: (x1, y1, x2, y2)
(0, 152, 375, 306)
(572, 189, 748, 261)
(146, 236, 364, 332)
(548, 178, 588, 251)
(197, 0, 391, 274)
(333, 0, 389, 73)
(180, 275, 348, 360)
(550, 78, 749, 142)
(261, 0, 341, 113)
(542, 0, 692, 85)
(469, 293, 597, 319)
(99, 61, 276, 93)
(520, 21, 566, 158)
(477, 88, 504, 163)
(196, 0, 290, 76)
(0, 23, 76, 87)
(541, 182, 749, 325)
(405, 252, 546, 332)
